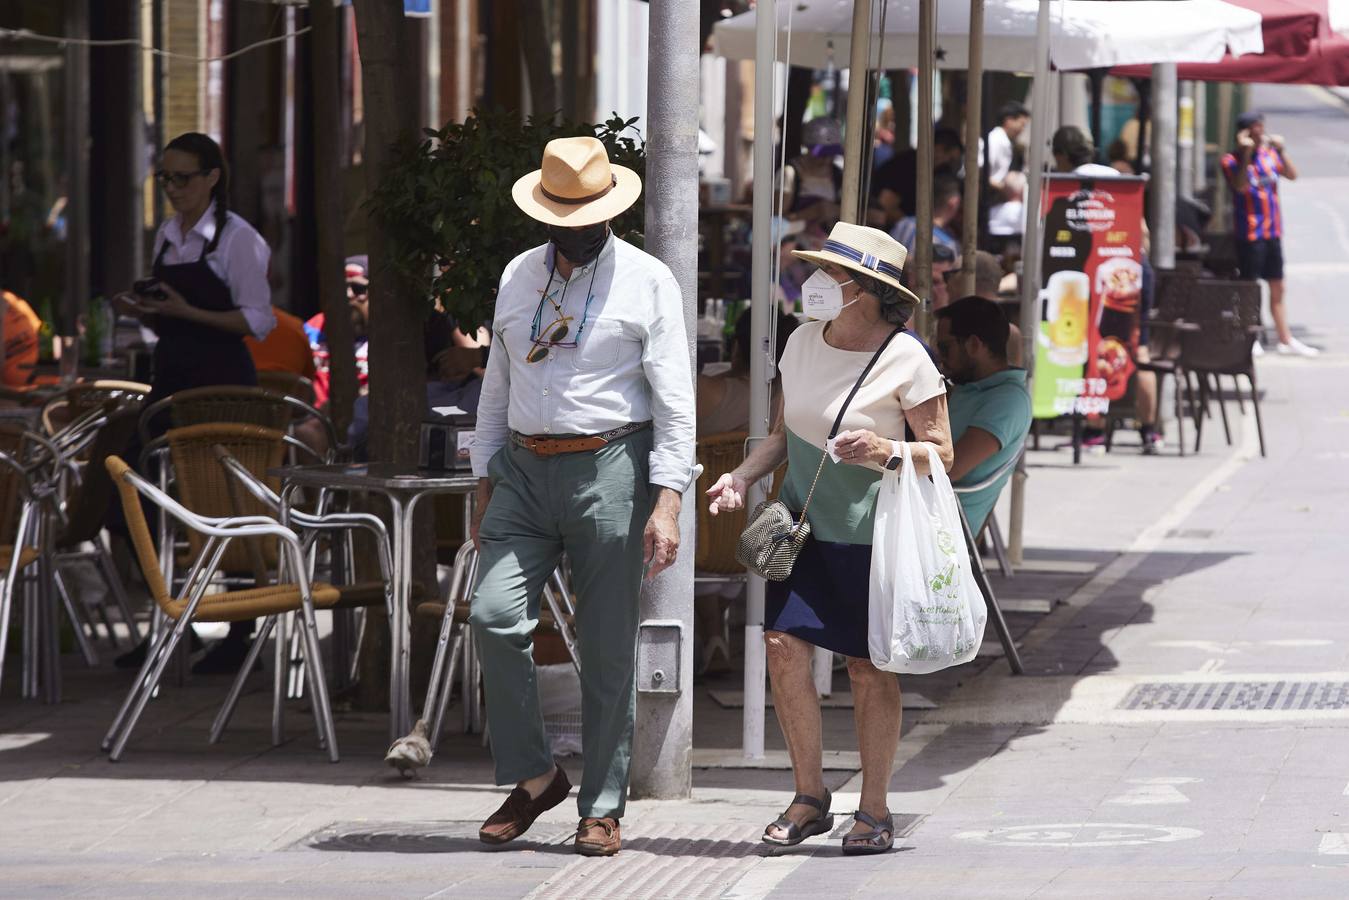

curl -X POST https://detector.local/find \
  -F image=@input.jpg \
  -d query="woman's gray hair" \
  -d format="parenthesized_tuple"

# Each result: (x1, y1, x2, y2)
(853, 271, 916, 326)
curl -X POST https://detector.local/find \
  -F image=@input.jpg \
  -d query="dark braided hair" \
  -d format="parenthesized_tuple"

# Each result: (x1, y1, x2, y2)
(164, 132, 229, 253)
(853, 271, 916, 326)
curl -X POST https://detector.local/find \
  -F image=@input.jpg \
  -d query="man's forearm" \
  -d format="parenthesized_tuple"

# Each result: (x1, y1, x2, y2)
(651, 485, 681, 515)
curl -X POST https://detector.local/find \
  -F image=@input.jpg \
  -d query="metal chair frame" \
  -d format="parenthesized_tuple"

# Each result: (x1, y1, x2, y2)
(952, 440, 1027, 674)
(100, 460, 339, 762)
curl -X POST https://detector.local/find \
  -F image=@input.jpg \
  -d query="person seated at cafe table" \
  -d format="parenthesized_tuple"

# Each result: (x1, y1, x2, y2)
(934, 296, 1032, 532)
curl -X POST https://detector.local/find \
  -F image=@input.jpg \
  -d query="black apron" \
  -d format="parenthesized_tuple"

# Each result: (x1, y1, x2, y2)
(146, 230, 258, 408)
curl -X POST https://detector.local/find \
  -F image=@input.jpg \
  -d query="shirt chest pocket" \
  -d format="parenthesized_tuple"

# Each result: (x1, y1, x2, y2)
(573, 317, 637, 370)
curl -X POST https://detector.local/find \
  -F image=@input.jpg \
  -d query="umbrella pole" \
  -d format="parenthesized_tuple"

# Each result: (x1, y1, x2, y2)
(743, 0, 776, 762)
(1010, 0, 1053, 567)
(957, 0, 986, 296)
(839, 0, 873, 222)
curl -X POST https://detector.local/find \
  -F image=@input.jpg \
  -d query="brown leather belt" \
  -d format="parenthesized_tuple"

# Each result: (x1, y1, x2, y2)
(510, 421, 651, 456)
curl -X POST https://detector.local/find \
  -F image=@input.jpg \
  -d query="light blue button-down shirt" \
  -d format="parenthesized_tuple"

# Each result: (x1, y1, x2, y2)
(470, 234, 696, 492)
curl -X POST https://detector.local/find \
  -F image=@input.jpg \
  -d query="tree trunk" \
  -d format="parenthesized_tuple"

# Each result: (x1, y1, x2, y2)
(310, 0, 357, 439)
(352, 0, 429, 712)
(518, 0, 557, 120)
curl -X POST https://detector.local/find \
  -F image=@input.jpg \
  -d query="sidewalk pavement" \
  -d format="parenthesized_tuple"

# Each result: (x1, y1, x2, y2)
(4, 85, 1349, 900)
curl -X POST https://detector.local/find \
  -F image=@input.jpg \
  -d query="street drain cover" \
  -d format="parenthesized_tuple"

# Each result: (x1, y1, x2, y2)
(302, 820, 574, 853)
(1119, 681, 1349, 711)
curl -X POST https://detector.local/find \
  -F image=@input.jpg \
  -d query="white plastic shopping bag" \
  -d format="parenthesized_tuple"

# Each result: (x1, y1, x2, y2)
(868, 442, 987, 674)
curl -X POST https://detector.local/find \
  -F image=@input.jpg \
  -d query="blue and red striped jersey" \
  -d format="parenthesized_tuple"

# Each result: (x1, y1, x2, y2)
(1222, 145, 1285, 241)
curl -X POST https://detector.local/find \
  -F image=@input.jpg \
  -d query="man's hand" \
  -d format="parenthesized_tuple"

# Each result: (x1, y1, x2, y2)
(1236, 130, 1256, 153)
(470, 478, 493, 551)
(1268, 133, 1286, 152)
(643, 487, 681, 580)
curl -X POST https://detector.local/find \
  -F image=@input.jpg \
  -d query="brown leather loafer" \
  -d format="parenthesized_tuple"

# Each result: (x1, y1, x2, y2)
(478, 766, 572, 845)
(574, 816, 621, 856)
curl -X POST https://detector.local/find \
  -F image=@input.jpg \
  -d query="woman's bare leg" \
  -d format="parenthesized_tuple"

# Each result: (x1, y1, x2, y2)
(764, 630, 828, 838)
(845, 656, 902, 841)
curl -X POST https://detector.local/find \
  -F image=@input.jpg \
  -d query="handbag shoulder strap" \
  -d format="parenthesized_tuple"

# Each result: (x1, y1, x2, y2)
(795, 325, 904, 526)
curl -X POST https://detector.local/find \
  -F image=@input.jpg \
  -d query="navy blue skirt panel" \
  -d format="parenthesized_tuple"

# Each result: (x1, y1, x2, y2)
(764, 538, 872, 659)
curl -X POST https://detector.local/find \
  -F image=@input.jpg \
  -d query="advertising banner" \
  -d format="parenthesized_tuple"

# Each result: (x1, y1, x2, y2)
(1032, 174, 1147, 419)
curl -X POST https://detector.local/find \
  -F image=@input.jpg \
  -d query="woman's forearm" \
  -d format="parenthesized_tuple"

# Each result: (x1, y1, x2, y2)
(733, 431, 787, 486)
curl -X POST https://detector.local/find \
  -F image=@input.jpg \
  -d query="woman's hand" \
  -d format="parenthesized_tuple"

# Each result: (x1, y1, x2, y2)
(111, 292, 147, 320)
(706, 471, 749, 516)
(832, 429, 893, 467)
(135, 280, 194, 321)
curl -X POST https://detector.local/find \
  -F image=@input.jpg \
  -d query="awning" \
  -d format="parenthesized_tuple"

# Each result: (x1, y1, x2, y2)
(1115, 0, 1349, 83)
(711, 0, 1265, 72)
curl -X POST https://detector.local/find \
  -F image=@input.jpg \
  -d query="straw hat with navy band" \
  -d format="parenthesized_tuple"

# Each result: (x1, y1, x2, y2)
(792, 222, 922, 308)
(512, 136, 643, 227)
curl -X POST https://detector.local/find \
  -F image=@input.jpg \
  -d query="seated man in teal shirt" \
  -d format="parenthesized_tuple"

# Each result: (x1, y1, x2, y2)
(935, 297, 1033, 531)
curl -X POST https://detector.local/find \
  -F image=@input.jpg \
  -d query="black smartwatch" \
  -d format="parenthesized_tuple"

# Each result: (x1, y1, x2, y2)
(884, 440, 903, 470)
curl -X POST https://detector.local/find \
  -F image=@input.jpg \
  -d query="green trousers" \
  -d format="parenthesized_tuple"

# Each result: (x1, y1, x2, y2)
(470, 431, 651, 819)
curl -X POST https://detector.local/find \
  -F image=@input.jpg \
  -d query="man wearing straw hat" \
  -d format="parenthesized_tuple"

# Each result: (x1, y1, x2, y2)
(468, 136, 695, 857)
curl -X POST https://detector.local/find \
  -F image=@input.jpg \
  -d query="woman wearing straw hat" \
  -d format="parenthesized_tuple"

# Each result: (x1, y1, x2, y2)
(468, 136, 695, 858)
(707, 222, 954, 855)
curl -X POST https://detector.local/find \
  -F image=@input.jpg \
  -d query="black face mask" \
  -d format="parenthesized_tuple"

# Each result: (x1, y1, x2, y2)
(548, 222, 609, 266)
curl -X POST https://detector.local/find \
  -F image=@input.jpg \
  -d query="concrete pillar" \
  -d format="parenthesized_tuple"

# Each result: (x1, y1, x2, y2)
(1150, 64, 1178, 269)
(630, 0, 699, 800)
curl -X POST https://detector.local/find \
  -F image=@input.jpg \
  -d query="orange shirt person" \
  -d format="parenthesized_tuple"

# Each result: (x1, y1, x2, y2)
(245, 306, 317, 379)
(1, 290, 42, 388)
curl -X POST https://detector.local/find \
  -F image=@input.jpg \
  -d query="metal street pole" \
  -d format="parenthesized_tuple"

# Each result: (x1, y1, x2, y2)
(1010, 0, 1053, 567)
(1151, 63, 1178, 268)
(957, 0, 985, 297)
(631, 0, 699, 800)
(742, 0, 776, 762)
(839, 0, 872, 222)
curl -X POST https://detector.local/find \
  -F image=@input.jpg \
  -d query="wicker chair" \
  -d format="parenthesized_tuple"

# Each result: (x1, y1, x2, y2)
(40, 380, 149, 437)
(1180, 280, 1266, 457)
(101, 455, 345, 762)
(51, 408, 144, 652)
(256, 371, 317, 407)
(694, 432, 749, 579)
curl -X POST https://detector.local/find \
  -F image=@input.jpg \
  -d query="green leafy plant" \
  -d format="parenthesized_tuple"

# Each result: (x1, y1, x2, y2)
(367, 109, 646, 329)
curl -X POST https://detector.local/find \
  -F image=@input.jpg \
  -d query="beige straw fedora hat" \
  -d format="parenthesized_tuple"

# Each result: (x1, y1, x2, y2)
(512, 136, 642, 227)
(793, 222, 921, 307)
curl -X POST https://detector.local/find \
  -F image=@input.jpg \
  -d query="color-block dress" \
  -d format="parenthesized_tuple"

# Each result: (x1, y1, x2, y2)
(766, 320, 946, 658)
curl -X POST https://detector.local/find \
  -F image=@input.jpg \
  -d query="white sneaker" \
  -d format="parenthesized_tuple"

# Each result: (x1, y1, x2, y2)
(1277, 337, 1320, 357)
(1251, 339, 1265, 357)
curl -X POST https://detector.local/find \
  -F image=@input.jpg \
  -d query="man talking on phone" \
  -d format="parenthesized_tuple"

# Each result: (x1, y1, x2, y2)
(1221, 110, 1316, 357)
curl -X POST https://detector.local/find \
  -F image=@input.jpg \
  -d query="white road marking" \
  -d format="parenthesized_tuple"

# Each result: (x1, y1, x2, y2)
(722, 855, 815, 900)
(0, 734, 50, 753)
(1318, 833, 1349, 855)
(1105, 778, 1199, 806)
(955, 823, 1203, 847)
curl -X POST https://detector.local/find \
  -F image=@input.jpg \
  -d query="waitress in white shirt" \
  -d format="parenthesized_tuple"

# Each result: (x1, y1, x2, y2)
(114, 132, 275, 409)
(111, 132, 275, 675)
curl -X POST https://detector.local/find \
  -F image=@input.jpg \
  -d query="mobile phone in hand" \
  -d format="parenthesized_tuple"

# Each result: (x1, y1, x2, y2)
(132, 277, 167, 300)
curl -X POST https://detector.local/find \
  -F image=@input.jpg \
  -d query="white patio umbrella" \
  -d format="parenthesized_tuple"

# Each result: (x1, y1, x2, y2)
(712, 0, 1265, 71)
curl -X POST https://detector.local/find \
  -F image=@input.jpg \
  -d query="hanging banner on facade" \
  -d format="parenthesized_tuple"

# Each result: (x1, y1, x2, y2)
(1032, 174, 1147, 420)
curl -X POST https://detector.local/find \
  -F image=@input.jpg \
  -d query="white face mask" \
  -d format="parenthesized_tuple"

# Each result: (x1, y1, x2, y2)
(802, 269, 858, 321)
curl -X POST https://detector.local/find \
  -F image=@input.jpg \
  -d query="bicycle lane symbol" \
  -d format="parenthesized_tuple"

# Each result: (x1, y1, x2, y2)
(954, 823, 1203, 847)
